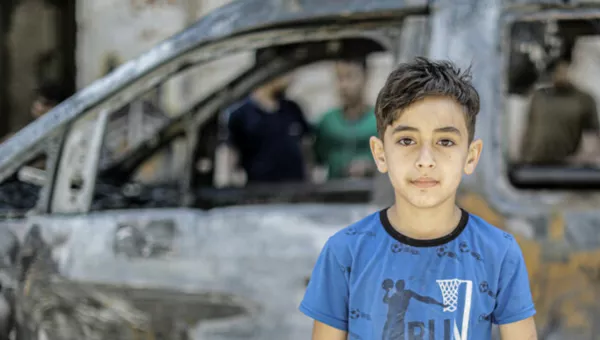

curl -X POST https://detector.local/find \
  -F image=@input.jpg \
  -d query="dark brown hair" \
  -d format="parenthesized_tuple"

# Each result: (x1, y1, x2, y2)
(374, 57, 480, 142)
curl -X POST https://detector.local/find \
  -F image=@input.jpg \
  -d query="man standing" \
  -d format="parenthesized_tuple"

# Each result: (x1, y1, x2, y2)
(521, 59, 600, 165)
(225, 73, 312, 184)
(314, 58, 378, 179)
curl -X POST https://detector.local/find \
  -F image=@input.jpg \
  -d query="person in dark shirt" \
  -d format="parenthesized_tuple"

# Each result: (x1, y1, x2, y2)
(521, 59, 600, 165)
(225, 74, 312, 183)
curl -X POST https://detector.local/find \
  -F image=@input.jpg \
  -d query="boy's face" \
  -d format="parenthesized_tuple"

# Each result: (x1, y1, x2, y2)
(369, 96, 483, 209)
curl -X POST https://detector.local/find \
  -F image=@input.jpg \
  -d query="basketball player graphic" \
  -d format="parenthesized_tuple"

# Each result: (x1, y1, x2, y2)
(381, 279, 446, 340)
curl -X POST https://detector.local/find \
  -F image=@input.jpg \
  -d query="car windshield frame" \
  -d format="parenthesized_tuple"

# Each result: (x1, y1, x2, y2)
(54, 21, 409, 213)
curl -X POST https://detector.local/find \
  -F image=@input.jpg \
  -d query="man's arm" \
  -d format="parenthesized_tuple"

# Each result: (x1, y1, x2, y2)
(312, 320, 347, 340)
(300, 122, 316, 182)
(214, 144, 242, 187)
(215, 106, 246, 186)
(520, 92, 540, 164)
(499, 317, 537, 340)
(290, 100, 318, 180)
(310, 114, 331, 182)
(570, 133, 600, 165)
(566, 93, 600, 165)
(580, 94, 600, 164)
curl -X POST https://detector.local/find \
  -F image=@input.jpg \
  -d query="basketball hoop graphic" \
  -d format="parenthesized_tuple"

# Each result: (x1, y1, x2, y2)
(437, 279, 473, 340)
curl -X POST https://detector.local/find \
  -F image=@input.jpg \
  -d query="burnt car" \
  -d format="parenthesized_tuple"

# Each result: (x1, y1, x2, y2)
(2, 0, 600, 339)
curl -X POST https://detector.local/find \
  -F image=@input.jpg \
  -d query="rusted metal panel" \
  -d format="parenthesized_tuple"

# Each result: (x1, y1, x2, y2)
(23, 204, 377, 339)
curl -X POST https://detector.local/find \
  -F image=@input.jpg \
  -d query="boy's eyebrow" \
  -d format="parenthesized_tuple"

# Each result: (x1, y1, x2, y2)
(435, 126, 461, 135)
(392, 125, 419, 133)
(392, 125, 461, 135)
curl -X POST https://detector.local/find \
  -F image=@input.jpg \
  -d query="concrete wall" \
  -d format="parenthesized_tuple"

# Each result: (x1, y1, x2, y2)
(76, 0, 188, 89)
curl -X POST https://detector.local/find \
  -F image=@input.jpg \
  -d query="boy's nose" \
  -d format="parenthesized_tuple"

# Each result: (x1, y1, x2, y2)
(415, 146, 436, 169)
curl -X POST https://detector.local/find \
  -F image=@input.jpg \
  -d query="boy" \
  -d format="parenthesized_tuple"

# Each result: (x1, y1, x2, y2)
(299, 57, 537, 340)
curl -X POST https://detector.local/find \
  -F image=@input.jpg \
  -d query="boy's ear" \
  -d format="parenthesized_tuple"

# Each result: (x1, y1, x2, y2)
(464, 138, 483, 175)
(370, 136, 388, 173)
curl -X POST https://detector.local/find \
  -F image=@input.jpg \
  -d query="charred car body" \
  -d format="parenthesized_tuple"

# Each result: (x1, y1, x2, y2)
(1, 0, 600, 338)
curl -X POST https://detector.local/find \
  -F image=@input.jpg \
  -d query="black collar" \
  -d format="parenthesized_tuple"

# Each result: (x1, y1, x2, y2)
(379, 208, 469, 247)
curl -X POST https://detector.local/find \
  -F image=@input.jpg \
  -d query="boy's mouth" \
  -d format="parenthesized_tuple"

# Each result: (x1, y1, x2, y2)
(410, 177, 439, 188)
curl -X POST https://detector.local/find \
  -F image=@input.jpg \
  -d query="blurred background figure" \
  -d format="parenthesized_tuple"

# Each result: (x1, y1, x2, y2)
(30, 81, 71, 120)
(224, 72, 312, 184)
(313, 57, 378, 179)
(520, 58, 600, 165)
(0, 81, 71, 144)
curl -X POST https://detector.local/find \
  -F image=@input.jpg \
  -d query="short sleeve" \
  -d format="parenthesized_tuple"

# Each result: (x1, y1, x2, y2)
(520, 91, 541, 162)
(492, 238, 536, 325)
(299, 239, 349, 331)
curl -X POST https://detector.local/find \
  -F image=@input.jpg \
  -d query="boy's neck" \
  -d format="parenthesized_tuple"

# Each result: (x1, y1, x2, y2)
(388, 197, 462, 241)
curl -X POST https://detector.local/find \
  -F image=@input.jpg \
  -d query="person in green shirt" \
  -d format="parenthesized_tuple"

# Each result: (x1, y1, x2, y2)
(314, 57, 378, 179)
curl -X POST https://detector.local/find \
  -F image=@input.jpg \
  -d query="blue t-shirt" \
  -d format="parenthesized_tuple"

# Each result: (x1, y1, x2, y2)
(299, 209, 536, 340)
(226, 97, 311, 183)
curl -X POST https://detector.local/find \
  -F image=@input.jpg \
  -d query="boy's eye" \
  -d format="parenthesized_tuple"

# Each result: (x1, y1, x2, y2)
(397, 138, 415, 146)
(437, 139, 455, 147)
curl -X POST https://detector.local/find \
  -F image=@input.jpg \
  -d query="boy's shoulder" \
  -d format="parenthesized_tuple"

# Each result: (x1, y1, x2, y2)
(465, 212, 523, 259)
(333, 209, 381, 236)
(323, 210, 382, 258)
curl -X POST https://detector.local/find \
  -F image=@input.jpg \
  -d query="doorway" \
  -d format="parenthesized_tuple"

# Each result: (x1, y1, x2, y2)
(0, 0, 76, 139)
